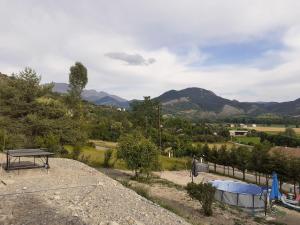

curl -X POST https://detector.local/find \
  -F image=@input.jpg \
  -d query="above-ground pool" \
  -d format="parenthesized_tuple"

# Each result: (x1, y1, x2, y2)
(210, 180, 266, 212)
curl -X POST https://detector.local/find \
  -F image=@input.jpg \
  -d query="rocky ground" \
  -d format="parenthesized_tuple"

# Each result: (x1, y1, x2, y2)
(0, 155, 189, 225)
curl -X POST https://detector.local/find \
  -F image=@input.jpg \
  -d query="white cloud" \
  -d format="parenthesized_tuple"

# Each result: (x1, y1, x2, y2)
(0, 0, 300, 101)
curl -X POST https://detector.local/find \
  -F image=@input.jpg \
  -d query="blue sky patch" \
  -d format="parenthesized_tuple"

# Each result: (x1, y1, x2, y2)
(199, 37, 284, 66)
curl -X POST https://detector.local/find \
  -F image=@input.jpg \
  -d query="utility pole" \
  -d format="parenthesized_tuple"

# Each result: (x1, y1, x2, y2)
(158, 104, 162, 151)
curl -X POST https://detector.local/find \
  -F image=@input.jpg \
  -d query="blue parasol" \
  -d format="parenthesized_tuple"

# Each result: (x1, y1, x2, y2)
(269, 172, 281, 201)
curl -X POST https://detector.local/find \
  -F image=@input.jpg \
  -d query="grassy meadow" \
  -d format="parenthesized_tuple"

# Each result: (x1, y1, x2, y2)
(65, 141, 190, 171)
(234, 136, 261, 145)
(193, 142, 234, 149)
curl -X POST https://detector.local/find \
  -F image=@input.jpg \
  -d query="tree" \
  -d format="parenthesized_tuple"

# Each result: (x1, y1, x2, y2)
(282, 128, 297, 138)
(210, 145, 219, 172)
(117, 131, 160, 178)
(69, 62, 88, 99)
(0, 68, 88, 151)
(186, 182, 216, 216)
(217, 145, 228, 175)
(287, 158, 300, 195)
(270, 151, 288, 192)
(229, 146, 238, 177)
(129, 97, 160, 138)
(14, 67, 42, 102)
(202, 143, 210, 161)
(0, 129, 7, 151)
(248, 143, 271, 185)
(235, 147, 251, 181)
(103, 149, 113, 168)
(68, 62, 88, 118)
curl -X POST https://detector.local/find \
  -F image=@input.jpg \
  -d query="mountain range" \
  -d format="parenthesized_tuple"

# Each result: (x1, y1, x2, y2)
(52, 83, 129, 108)
(53, 83, 300, 118)
(155, 87, 300, 119)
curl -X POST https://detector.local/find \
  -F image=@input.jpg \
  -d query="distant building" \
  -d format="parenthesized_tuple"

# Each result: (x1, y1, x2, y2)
(229, 130, 248, 137)
(117, 108, 126, 111)
(230, 124, 235, 128)
(239, 123, 247, 128)
(252, 124, 257, 127)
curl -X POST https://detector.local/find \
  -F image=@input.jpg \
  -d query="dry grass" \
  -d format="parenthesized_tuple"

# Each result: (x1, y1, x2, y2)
(270, 146, 300, 158)
(90, 140, 118, 148)
(249, 126, 300, 134)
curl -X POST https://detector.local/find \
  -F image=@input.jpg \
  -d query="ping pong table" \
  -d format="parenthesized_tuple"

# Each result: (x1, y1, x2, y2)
(4, 149, 54, 170)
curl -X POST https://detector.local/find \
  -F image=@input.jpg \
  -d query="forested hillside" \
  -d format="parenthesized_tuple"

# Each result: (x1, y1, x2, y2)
(0, 68, 87, 151)
(0, 67, 232, 156)
(155, 87, 300, 120)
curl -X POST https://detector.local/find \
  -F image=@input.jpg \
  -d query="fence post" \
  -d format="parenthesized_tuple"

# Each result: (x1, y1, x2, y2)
(252, 194, 255, 215)
(221, 191, 224, 202)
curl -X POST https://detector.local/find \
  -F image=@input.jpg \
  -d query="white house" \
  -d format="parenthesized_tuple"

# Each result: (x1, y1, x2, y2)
(229, 130, 248, 137)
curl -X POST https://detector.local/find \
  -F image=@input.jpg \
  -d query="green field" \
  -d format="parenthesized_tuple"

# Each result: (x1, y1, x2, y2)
(64, 144, 190, 171)
(234, 136, 261, 145)
(192, 142, 234, 149)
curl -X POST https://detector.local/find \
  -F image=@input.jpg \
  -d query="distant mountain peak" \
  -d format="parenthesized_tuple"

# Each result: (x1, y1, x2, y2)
(52, 82, 129, 108)
(155, 87, 300, 119)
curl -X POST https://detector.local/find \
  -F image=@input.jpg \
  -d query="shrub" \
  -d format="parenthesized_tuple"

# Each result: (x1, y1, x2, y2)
(72, 146, 81, 160)
(87, 141, 96, 148)
(117, 131, 160, 178)
(132, 185, 150, 199)
(79, 154, 91, 164)
(186, 182, 216, 216)
(103, 149, 113, 168)
(35, 133, 62, 153)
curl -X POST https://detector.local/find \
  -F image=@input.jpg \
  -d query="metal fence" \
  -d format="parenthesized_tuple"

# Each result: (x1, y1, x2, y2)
(214, 189, 266, 213)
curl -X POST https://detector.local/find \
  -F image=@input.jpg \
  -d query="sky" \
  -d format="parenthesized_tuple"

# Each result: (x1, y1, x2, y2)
(1, 0, 300, 102)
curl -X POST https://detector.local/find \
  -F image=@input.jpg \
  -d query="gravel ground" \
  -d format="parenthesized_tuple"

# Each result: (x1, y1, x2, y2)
(0, 155, 190, 225)
(153, 170, 240, 186)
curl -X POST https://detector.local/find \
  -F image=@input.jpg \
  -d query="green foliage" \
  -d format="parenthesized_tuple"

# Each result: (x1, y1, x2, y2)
(68, 62, 88, 100)
(186, 182, 216, 216)
(234, 136, 261, 145)
(258, 131, 300, 147)
(130, 96, 160, 138)
(0, 67, 89, 152)
(0, 129, 6, 151)
(103, 149, 113, 168)
(282, 127, 297, 138)
(72, 146, 82, 160)
(68, 62, 88, 119)
(117, 131, 160, 177)
(35, 132, 62, 153)
(131, 185, 150, 199)
(234, 146, 251, 180)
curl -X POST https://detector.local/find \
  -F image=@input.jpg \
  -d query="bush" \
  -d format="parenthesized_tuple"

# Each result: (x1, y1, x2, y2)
(103, 149, 113, 168)
(72, 146, 81, 160)
(132, 185, 150, 199)
(79, 154, 91, 164)
(117, 131, 160, 178)
(186, 182, 216, 216)
(87, 141, 96, 148)
(35, 133, 62, 153)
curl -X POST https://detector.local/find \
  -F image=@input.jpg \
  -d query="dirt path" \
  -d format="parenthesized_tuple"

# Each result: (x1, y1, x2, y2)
(153, 170, 239, 186)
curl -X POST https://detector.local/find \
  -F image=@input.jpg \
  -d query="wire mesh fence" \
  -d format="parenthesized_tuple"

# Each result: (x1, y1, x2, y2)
(214, 189, 266, 213)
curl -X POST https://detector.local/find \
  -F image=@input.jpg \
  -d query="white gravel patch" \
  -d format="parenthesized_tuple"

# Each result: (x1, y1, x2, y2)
(0, 155, 190, 225)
